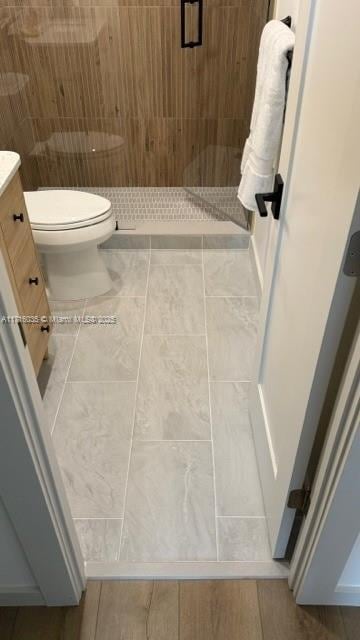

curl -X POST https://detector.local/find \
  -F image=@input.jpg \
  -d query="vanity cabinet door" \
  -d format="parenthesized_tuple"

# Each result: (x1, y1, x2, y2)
(26, 291, 51, 375)
(0, 170, 51, 375)
(0, 172, 32, 265)
(12, 235, 45, 316)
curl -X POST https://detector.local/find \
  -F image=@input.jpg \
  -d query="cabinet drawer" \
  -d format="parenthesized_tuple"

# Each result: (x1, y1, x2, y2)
(0, 173, 32, 267)
(13, 238, 44, 316)
(26, 292, 51, 375)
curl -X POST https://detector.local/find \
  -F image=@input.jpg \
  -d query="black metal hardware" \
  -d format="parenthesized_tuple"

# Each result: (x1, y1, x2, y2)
(343, 231, 360, 276)
(288, 487, 311, 515)
(40, 324, 50, 333)
(281, 15, 292, 28)
(281, 16, 294, 65)
(18, 322, 27, 347)
(13, 213, 24, 222)
(181, 0, 203, 48)
(255, 174, 284, 220)
(29, 277, 39, 285)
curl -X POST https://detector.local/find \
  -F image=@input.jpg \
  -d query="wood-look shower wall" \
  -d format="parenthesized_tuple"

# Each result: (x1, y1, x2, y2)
(0, 0, 268, 189)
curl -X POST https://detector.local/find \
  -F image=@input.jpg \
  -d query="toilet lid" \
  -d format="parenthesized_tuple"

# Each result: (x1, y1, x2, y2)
(25, 190, 112, 230)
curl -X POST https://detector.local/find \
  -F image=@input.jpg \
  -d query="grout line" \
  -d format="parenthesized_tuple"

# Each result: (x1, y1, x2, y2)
(216, 515, 266, 519)
(143, 334, 207, 338)
(201, 244, 220, 562)
(132, 439, 213, 443)
(74, 518, 123, 521)
(98, 295, 147, 299)
(205, 295, 258, 299)
(209, 379, 252, 384)
(63, 380, 137, 384)
(117, 248, 151, 561)
(49, 299, 87, 437)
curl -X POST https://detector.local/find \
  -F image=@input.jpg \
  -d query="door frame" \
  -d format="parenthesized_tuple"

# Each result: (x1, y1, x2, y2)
(290, 305, 360, 605)
(0, 252, 85, 606)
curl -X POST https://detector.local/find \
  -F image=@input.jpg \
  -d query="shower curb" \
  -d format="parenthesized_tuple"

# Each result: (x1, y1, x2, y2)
(102, 222, 250, 250)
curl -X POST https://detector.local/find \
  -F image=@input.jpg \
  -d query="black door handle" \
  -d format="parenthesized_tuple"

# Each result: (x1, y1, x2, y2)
(255, 174, 284, 220)
(13, 213, 24, 222)
(181, 0, 203, 48)
(29, 277, 39, 285)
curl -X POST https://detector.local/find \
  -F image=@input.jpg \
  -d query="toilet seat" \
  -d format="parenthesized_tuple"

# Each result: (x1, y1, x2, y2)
(25, 190, 112, 231)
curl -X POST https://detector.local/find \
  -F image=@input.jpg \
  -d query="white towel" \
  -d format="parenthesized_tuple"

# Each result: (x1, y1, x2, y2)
(238, 20, 295, 211)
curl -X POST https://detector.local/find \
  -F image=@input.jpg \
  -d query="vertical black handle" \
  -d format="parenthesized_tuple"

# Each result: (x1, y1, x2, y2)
(181, 0, 203, 48)
(255, 174, 284, 220)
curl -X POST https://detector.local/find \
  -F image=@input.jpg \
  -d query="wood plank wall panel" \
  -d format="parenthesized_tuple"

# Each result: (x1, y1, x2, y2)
(0, 0, 268, 187)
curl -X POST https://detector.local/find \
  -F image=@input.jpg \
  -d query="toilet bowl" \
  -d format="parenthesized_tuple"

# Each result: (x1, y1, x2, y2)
(25, 190, 116, 301)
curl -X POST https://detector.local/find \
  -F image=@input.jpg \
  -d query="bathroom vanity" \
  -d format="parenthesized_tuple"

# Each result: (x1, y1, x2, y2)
(0, 152, 51, 374)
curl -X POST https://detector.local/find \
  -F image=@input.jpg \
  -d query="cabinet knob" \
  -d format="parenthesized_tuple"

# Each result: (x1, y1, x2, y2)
(29, 277, 39, 285)
(40, 325, 50, 333)
(13, 213, 24, 222)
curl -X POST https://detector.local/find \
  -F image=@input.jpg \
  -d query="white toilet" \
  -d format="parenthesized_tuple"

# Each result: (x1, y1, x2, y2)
(25, 190, 116, 301)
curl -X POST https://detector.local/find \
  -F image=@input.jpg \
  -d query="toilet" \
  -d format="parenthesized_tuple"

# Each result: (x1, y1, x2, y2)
(25, 190, 116, 301)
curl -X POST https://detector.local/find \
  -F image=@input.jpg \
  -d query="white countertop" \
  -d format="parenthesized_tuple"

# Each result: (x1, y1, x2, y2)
(0, 151, 21, 197)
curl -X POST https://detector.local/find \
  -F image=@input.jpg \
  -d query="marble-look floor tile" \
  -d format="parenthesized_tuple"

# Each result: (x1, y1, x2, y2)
(120, 442, 217, 561)
(69, 297, 144, 381)
(211, 382, 264, 516)
(147, 264, 203, 297)
(206, 297, 258, 380)
(204, 251, 257, 297)
(37, 335, 75, 432)
(151, 250, 202, 265)
(53, 382, 135, 518)
(101, 250, 149, 296)
(49, 299, 86, 335)
(145, 265, 205, 334)
(74, 519, 122, 562)
(218, 517, 271, 561)
(134, 336, 210, 440)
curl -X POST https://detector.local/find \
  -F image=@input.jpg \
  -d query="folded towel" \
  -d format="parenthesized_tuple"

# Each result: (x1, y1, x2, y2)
(238, 20, 295, 211)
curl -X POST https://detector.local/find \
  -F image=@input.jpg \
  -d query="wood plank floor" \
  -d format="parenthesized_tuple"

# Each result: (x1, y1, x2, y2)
(1, 580, 359, 640)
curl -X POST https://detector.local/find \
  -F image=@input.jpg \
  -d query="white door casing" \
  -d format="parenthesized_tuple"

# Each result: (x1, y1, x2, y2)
(250, 0, 360, 557)
(0, 251, 85, 605)
(290, 315, 360, 605)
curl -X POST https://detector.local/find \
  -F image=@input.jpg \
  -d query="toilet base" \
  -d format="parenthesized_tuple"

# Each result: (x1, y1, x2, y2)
(43, 246, 112, 301)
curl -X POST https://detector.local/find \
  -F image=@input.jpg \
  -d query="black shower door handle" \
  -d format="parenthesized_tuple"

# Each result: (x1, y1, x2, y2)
(181, 0, 203, 48)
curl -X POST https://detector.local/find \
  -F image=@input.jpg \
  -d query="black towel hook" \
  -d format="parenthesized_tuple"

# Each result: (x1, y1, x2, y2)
(281, 16, 293, 65)
(281, 15, 292, 28)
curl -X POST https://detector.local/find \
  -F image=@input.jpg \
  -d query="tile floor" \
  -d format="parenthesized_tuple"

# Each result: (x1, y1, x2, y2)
(38, 242, 281, 571)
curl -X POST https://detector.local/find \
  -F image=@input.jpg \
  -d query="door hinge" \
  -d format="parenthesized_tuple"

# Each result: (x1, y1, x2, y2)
(343, 230, 360, 276)
(288, 487, 311, 515)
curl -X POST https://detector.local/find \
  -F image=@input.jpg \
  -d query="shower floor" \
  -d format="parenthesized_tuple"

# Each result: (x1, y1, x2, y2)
(53, 186, 249, 228)
(39, 239, 286, 578)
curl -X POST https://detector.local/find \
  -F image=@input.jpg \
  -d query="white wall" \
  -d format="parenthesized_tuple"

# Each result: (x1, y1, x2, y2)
(251, 0, 300, 289)
(0, 498, 36, 590)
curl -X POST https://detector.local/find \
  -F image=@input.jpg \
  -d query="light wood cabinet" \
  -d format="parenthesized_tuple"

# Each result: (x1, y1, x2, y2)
(0, 172, 51, 375)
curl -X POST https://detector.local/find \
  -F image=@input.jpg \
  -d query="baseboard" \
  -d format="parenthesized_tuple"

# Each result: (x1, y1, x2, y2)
(336, 584, 360, 595)
(249, 236, 263, 297)
(84, 560, 289, 580)
(0, 585, 45, 606)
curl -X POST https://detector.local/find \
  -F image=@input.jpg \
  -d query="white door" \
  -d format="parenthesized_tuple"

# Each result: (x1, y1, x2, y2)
(290, 321, 360, 605)
(250, 0, 360, 557)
